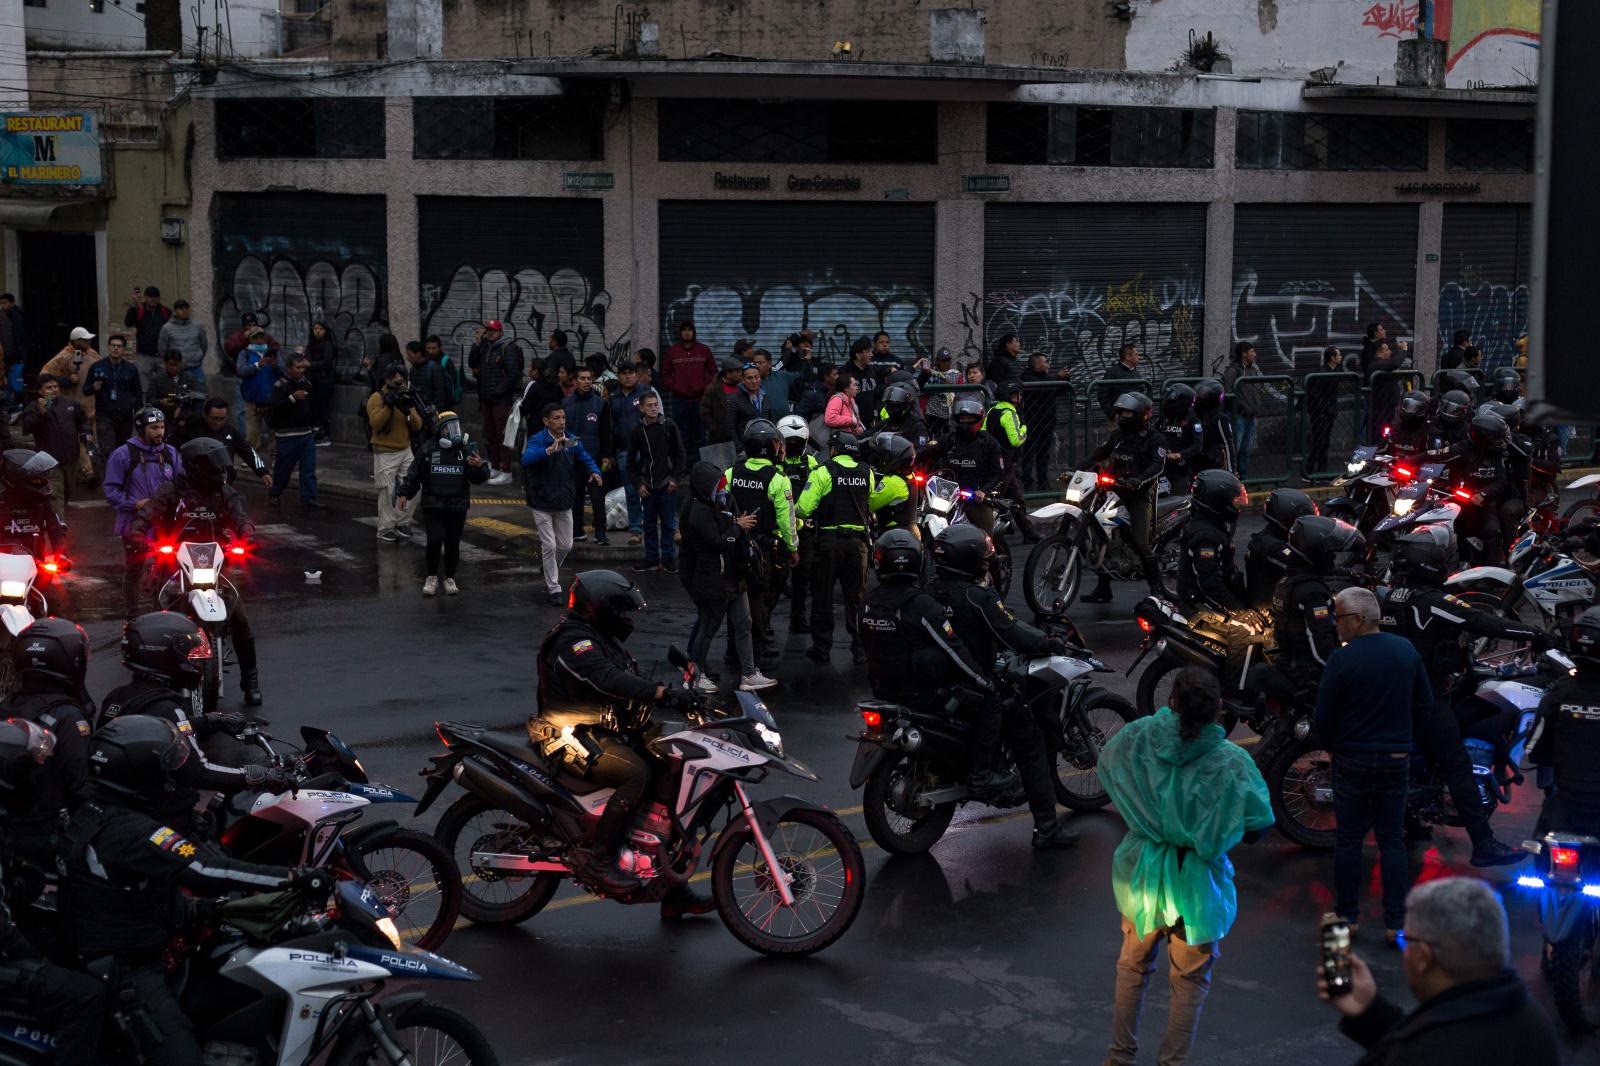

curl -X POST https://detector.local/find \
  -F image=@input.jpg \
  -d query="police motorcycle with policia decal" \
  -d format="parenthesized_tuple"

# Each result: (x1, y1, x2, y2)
(419, 646, 865, 957)
(0, 877, 496, 1066)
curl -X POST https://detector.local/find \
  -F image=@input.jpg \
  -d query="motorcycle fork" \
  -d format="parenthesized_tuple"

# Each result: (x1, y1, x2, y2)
(733, 781, 796, 908)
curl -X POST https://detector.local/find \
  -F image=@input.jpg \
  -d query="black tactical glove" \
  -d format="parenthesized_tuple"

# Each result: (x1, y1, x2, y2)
(242, 764, 290, 792)
(198, 711, 247, 736)
(658, 688, 693, 712)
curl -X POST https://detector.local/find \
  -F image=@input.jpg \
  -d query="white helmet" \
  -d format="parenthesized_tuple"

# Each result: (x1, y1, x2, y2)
(777, 414, 810, 449)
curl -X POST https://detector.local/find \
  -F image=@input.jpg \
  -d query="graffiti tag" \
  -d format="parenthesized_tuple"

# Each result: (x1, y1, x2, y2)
(216, 255, 387, 378)
(1436, 279, 1528, 371)
(421, 266, 626, 366)
(661, 282, 932, 363)
(1361, 2, 1421, 39)
(1231, 271, 1413, 375)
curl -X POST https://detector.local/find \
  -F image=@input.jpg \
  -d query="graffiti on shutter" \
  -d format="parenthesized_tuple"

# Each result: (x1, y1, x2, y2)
(1437, 204, 1532, 371)
(661, 282, 932, 365)
(421, 267, 625, 366)
(1229, 272, 1415, 375)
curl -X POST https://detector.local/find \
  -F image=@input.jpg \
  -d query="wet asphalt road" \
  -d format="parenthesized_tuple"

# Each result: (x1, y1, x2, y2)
(53, 491, 1600, 1065)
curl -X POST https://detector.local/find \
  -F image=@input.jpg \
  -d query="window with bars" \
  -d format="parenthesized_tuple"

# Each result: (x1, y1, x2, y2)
(986, 103, 1215, 168)
(214, 97, 385, 160)
(1235, 111, 1427, 171)
(413, 96, 605, 161)
(1445, 117, 1533, 172)
(657, 99, 937, 164)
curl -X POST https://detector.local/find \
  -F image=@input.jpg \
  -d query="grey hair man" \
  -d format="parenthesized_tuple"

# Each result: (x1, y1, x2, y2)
(1319, 877, 1559, 1064)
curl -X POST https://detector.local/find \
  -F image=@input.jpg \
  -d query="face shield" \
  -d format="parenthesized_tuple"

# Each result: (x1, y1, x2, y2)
(438, 417, 465, 447)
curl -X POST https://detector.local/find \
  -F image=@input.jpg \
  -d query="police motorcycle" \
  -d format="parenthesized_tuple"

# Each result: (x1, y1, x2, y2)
(913, 469, 1013, 598)
(1254, 648, 1572, 849)
(1021, 468, 1189, 615)
(1128, 595, 1273, 737)
(850, 617, 1136, 854)
(0, 878, 497, 1066)
(207, 721, 464, 952)
(1324, 445, 1407, 536)
(153, 515, 250, 713)
(1521, 829, 1600, 1032)
(1368, 461, 1464, 562)
(1445, 524, 1598, 638)
(418, 647, 864, 957)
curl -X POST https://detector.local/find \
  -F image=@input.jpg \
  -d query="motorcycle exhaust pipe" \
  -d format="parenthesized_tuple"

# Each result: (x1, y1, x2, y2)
(453, 756, 553, 828)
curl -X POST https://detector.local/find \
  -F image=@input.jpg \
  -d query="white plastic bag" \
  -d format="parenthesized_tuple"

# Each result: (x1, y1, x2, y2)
(606, 487, 629, 531)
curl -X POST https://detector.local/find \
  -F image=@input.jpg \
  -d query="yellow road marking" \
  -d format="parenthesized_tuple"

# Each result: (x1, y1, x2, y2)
(466, 516, 536, 538)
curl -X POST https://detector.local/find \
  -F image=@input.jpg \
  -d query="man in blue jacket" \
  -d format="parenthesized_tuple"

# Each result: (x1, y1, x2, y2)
(235, 339, 280, 462)
(523, 403, 601, 605)
(607, 362, 651, 545)
(563, 367, 610, 545)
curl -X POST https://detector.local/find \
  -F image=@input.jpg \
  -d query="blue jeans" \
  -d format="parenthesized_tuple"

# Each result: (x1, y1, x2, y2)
(1332, 750, 1411, 931)
(641, 487, 678, 562)
(671, 394, 704, 459)
(271, 433, 319, 502)
(184, 366, 205, 389)
(1233, 415, 1257, 479)
(613, 454, 643, 532)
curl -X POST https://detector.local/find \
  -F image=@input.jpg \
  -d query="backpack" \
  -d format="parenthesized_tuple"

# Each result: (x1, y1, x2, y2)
(440, 355, 464, 404)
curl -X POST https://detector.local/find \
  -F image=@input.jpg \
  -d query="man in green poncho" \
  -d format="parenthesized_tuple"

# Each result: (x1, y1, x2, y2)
(1098, 667, 1274, 1065)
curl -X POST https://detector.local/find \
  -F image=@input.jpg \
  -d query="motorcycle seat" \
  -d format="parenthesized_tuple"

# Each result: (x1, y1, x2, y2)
(1156, 496, 1190, 519)
(478, 729, 548, 767)
(858, 699, 909, 717)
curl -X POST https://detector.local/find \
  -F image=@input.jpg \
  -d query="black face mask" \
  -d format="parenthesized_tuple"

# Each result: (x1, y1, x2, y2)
(597, 613, 635, 643)
(956, 420, 979, 439)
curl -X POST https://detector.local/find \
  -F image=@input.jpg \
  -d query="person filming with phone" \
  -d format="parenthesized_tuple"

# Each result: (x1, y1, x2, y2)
(1317, 877, 1558, 1065)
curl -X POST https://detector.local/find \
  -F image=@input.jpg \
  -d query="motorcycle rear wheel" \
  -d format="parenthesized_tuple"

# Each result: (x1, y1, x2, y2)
(1136, 655, 1240, 735)
(1023, 530, 1080, 616)
(0, 652, 17, 700)
(1550, 914, 1600, 1033)
(350, 828, 463, 951)
(862, 754, 957, 854)
(713, 808, 865, 957)
(200, 628, 224, 713)
(1053, 689, 1137, 810)
(1263, 735, 1337, 849)
(435, 794, 561, 926)
(1563, 498, 1600, 525)
(329, 1000, 500, 1066)
(991, 536, 1012, 600)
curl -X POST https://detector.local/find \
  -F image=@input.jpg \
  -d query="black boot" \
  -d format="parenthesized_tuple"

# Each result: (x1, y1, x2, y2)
(1031, 822, 1080, 850)
(968, 768, 1021, 798)
(660, 882, 716, 920)
(1470, 837, 1525, 868)
(1081, 575, 1113, 604)
(1143, 562, 1172, 602)
(241, 669, 262, 707)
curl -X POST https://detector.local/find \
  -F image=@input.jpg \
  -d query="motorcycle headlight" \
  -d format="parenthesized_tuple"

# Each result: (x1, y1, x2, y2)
(189, 567, 217, 587)
(1346, 461, 1365, 475)
(375, 916, 403, 951)
(1064, 487, 1087, 504)
(754, 721, 784, 757)
(1392, 497, 1415, 516)
(0, 579, 26, 600)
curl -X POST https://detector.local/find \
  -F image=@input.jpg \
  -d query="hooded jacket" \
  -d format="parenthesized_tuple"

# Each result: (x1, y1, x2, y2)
(103, 435, 182, 535)
(1097, 706, 1273, 945)
(678, 461, 748, 602)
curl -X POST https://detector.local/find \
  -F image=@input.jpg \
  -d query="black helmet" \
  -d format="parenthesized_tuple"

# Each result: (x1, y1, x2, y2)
(122, 611, 210, 689)
(88, 714, 189, 803)
(881, 381, 918, 419)
(0, 717, 53, 798)
(1571, 606, 1600, 669)
(134, 406, 165, 432)
(1263, 487, 1318, 535)
(1, 448, 56, 499)
(1193, 378, 1225, 416)
(12, 617, 88, 688)
(1491, 367, 1522, 403)
(1391, 524, 1453, 587)
(865, 431, 915, 477)
(932, 524, 995, 581)
(1435, 389, 1471, 427)
(996, 377, 1023, 402)
(179, 437, 230, 491)
(1191, 469, 1248, 523)
(1483, 400, 1522, 433)
(1469, 411, 1509, 454)
(1112, 392, 1153, 435)
(829, 430, 861, 457)
(568, 570, 646, 642)
(873, 528, 923, 581)
(1437, 370, 1478, 398)
(1397, 393, 1429, 428)
(1161, 382, 1196, 422)
(741, 418, 781, 459)
(951, 395, 985, 432)
(1287, 515, 1365, 571)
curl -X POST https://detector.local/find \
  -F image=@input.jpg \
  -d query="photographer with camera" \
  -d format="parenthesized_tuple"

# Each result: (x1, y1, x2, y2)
(366, 364, 424, 544)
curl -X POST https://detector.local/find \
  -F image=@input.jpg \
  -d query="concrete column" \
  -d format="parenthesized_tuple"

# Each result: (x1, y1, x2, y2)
(1204, 108, 1238, 377)
(936, 199, 984, 365)
(1415, 200, 1444, 375)
(385, 99, 420, 342)
(597, 97, 635, 360)
(189, 96, 217, 371)
(628, 97, 660, 354)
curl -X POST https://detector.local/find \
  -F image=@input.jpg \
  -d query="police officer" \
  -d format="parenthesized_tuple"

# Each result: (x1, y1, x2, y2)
(0, 719, 105, 1065)
(1082, 392, 1167, 603)
(874, 380, 929, 450)
(724, 419, 798, 663)
(534, 570, 708, 917)
(1490, 366, 1523, 405)
(62, 715, 325, 1066)
(985, 378, 1037, 542)
(1486, 400, 1532, 531)
(861, 529, 1015, 800)
(1245, 487, 1317, 610)
(0, 617, 94, 869)
(1177, 470, 1267, 681)
(1447, 411, 1514, 564)
(1193, 378, 1235, 474)
(1273, 515, 1364, 694)
(1157, 382, 1203, 485)
(797, 431, 876, 665)
(132, 436, 263, 706)
(865, 431, 918, 533)
(1388, 393, 1444, 461)
(925, 525, 1080, 849)
(1531, 606, 1600, 837)
(922, 395, 1004, 532)
(183, 398, 271, 487)
(0, 449, 68, 561)
(1432, 388, 1473, 450)
(99, 611, 291, 830)
(396, 410, 490, 597)
(1377, 525, 1537, 866)
(777, 414, 819, 635)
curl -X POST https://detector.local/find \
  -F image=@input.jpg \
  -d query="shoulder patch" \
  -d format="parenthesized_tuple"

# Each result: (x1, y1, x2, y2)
(1443, 593, 1469, 609)
(76, 720, 90, 736)
(148, 826, 189, 852)
(941, 620, 955, 637)
(1311, 605, 1331, 620)
(175, 843, 196, 858)
(1195, 546, 1217, 559)
(570, 639, 594, 656)
(175, 719, 193, 735)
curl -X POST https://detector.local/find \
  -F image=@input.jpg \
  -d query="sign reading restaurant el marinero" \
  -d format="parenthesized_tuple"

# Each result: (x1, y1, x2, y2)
(0, 112, 102, 185)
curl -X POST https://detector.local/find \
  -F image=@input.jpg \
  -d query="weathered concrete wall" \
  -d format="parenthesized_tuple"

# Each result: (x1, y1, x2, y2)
(27, 52, 176, 136)
(1124, 0, 1540, 89)
(24, 0, 284, 55)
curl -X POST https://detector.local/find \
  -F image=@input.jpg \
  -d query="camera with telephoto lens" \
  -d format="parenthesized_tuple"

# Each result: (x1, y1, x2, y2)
(384, 384, 419, 411)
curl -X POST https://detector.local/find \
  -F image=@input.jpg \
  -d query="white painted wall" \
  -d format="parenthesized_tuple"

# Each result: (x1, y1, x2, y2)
(0, 0, 29, 108)
(1124, 0, 1539, 89)
(24, 0, 286, 57)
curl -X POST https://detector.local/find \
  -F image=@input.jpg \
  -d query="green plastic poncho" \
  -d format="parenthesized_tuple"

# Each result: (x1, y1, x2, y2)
(1098, 706, 1274, 946)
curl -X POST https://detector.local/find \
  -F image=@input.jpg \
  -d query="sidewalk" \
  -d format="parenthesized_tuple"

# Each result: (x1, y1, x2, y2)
(312, 443, 647, 562)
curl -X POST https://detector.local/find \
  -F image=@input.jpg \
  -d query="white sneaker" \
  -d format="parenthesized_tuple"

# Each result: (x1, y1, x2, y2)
(693, 675, 717, 694)
(443, 578, 459, 595)
(422, 576, 439, 597)
(487, 471, 512, 486)
(739, 672, 778, 692)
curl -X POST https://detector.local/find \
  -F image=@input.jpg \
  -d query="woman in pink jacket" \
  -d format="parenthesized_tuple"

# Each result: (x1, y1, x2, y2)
(823, 371, 864, 434)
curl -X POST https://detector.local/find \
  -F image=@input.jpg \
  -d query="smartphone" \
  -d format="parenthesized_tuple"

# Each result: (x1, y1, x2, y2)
(1320, 913, 1353, 996)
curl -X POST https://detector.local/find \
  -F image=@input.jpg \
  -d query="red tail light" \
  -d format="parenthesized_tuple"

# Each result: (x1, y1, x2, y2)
(158, 544, 175, 555)
(861, 709, 882, 731)
(229, 545, 247, 557)
(911, 472, 926, 485)
(1382, 425, 1392, 438)
(187, 631, 212, 660)
(40, 560, 58, 574)
(1098, 474, 1115, 486)
(1453, 488, 1474, 501)
(1394, 465, 1414, 480)
(1137, 617, 1152, 632)
(1552, 846, 1581, 869)
(436, 723, 452, 747)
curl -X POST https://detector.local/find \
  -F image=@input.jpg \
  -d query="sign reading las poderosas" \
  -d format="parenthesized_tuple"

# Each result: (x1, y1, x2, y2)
(0, 112, 102, 185)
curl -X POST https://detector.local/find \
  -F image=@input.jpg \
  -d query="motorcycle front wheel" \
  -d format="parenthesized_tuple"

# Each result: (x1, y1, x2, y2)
(991, 536, 1012, 600)
(1263, 735, 1337, 849)
(1023, 528, 1081, 616)
(1550, 913, 1600, 1033)
(349, 828, 463, 951)
(1053, 689, 1137, 810)
(200, 626, 224, 713)
(329, 1000, 500, 1066)
(0, 638, 17, 699)
(713, 808, 865, 957)
(862, 754, 957, 854)
(435, 794, 562, 925)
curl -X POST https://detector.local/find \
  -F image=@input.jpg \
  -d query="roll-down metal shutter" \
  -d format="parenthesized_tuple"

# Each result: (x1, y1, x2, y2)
(1438, 203, 1532, 371)
(211, 192, 388, 378)
(657, 201, 935, 362)
(1232, 204, 1419, 376)
(982, 203, 1207, 379)
(418, 197, 608, 364)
